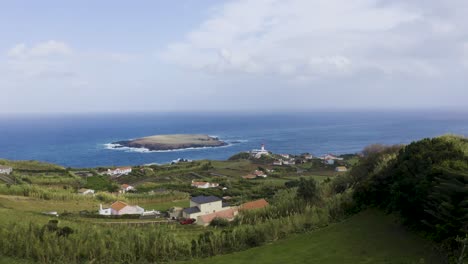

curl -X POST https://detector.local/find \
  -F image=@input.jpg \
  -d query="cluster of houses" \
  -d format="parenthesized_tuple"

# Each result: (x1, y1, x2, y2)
(104, 167, 132, 177)
(77, 184, 135, 196)
(0, 165, 13, 175)
(191, 180, 219, 189)
(95, 195, 268, 226)
(319, 154, 344, 165)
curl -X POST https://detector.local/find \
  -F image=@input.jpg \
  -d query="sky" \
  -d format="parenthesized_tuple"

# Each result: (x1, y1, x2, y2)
(1, 0, 467, 113)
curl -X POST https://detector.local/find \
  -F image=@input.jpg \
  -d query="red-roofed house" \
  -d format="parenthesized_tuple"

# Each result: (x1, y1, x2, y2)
(191, 181, 219, 189)
(99, 201, 144, 216)
(120, 184, 135, 193)
(254, 170, 267, 178)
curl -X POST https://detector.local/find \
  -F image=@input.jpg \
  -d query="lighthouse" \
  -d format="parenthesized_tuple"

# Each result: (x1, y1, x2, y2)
(261, 144, 265, 151)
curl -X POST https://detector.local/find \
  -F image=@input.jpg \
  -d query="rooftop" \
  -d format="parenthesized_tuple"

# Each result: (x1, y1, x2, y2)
(191, 195, 222, 204)
(0, 165, 12, 169)
(240, 199, 269, 210)
(183, 206, 201, 214)
(111, 201, 128, 211)
(199, 208, 237, 223)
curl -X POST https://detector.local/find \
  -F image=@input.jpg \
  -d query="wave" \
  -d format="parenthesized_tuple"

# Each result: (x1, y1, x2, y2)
(103, 142, 235, 153)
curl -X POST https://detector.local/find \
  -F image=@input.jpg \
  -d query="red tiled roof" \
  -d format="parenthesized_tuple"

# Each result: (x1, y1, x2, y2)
(121, 184, 130, 188)
(192, 181, 208, 186)
(242, 174, 257, 179)
(240, 199, 269, 210)
(199, 208, 237, 223)
(111, 201, 128, 211)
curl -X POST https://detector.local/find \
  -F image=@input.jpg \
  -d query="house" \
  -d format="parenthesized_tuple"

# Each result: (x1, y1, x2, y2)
(335, 166, 348, 172)
(250, 144, 269, 158)
(120, 184, 135, 193)
(273, 160, 283, 166)
(279, 154, 290, 159)
(99, 201, 144, 216)
(78, 188, 95, 195)
(240, 199, 269, 211)
(0, 166, 13, 175)
(254, 170, 267, 178)
(182, 196, 230, 220)
(191, 180, 220, 189)
(304, 154, 314, 160)
(197, 208, 238, 226)
(320, 154, 343, 165)
(169, 207, 183, 220)
(282, 159, 296, 165)
(106, 167, 132, 176)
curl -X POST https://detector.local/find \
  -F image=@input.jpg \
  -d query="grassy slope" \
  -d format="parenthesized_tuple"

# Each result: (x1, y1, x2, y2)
(189, 210, 444, 264)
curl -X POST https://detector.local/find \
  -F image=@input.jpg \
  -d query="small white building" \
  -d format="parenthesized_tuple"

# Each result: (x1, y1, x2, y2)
(254, 170, 267, 178)
(182, 196, 226, 219)
(191, 181, 219, 189)
(78, 188, 95, 195)
(335, 166, 348, 172)
(273, 160, 283, 166)
(279, 154, 290, 159)
(99, 201, 144, 216)
(120, 184, 135, 193)
(0, 166, 13, 175)
(106, 167, 132, 176)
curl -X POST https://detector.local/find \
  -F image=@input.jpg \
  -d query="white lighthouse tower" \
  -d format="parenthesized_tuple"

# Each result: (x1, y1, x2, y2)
(251, 143, 269, 158)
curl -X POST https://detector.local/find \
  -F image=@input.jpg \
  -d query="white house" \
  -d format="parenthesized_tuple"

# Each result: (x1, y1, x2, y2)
(120, 184, 135, 193)
(254, 170, 267, 178)
(251, 144, 269, 158)
(0, 166, 13, 175)
(99, 204, 112, 215)
(335, 166, 348, 172)
(191, 181, 219, 189)
(273, 160, 283, 166)
(78, 188, 95, 195)
(99, 201, 144, 216)
(106, 167, 132, 176)
(279, 154, 290, 159)
(321, 154, 343, 165)
(182, 196, 230, 220)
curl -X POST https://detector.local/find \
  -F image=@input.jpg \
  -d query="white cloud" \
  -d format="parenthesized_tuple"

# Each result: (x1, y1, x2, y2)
(161, 0, 468, 79)
(7, 40, 72, 59)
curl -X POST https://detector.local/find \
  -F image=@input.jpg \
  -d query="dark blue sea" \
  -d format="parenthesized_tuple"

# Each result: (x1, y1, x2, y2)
(0, 111, 467, 168)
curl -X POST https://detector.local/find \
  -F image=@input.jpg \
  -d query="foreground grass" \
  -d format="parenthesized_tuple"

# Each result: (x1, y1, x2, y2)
(189, 210, 444, 264)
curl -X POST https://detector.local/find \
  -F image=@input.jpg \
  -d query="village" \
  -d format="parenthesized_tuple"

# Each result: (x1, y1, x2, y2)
(0, 144, 355, 227)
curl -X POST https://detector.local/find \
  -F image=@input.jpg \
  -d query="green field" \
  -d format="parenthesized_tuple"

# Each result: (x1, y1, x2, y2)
(188, 210, 444, 264)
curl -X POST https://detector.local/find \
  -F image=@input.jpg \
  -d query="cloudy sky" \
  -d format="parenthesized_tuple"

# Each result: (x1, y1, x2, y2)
(1, 0, 467, 113)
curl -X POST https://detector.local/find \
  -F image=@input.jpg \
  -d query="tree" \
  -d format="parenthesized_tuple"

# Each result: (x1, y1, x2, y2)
(297, 178, 320, 203)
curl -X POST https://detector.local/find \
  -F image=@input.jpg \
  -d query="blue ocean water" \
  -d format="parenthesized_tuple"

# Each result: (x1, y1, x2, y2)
(0, 111, 467, 168)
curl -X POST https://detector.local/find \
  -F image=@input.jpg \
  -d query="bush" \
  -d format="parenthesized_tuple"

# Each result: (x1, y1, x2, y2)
(210, 217, 230, 227)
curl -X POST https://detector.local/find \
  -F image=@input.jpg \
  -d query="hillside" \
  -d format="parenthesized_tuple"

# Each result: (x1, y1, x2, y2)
(190, 210, 444, 264)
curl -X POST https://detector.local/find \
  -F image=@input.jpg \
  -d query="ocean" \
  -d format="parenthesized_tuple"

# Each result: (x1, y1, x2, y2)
(0, 111, 467, 168)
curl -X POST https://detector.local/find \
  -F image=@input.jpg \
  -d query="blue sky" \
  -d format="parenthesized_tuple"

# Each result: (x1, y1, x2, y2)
(1, 0, 467, 113)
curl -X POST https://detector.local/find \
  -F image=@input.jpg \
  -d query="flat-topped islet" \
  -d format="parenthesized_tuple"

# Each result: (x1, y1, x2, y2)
(112, 134, 227, 151)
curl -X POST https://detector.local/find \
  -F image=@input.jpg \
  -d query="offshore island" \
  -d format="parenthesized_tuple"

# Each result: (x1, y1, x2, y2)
(113, 134, 227, 151)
